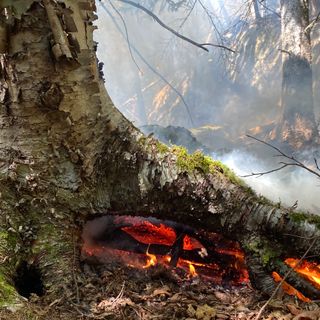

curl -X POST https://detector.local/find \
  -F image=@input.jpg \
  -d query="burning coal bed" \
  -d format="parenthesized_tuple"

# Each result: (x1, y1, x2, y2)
(82, 215, 249, 286)
(81, 216, 320, 301)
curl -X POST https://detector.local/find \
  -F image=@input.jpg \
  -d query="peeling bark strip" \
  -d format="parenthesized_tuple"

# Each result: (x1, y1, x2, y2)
(43, 0, 73, 60)
(0, 13, 7, 54)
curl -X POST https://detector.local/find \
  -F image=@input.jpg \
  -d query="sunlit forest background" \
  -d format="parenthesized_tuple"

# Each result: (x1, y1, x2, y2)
(94, 0, 320, 212)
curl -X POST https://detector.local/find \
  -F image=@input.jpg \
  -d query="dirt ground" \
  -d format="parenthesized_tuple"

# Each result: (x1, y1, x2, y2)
(1, 262, 319, 320)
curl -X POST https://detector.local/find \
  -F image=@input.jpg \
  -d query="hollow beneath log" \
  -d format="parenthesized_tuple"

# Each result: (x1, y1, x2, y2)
(81, 215, 320, 302)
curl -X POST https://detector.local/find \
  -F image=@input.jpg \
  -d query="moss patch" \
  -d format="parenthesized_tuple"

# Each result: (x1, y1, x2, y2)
(244, 237, 279, 267)
(0, 273, 21, 310)
(290, 212, 320, 230)
(156, 141, 170, 154)
(171, 146, 249, 188)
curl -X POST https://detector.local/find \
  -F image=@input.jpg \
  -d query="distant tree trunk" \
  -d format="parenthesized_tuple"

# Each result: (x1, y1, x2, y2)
(0, 0, 319, 311)
(253, 0, 262, 20)
(278, 0, 318, 148)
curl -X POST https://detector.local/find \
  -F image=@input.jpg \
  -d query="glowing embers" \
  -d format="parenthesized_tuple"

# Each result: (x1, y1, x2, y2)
(82, 215, 250, 285)
(272, 272, 310, 303)
(271, 259, 320, 302)
(284, 258, 320, 288)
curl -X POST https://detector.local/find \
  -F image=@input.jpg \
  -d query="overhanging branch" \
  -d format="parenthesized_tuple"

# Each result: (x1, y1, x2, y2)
(115, 0, 234, 53)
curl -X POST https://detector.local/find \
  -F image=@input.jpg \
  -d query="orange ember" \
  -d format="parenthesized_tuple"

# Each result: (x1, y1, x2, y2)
(216, 248, 245, 260)
(285, 258, 320, 288)
(183, 235, 204, 250)
(272, 272, 310, 302)
(122, 222, 176, 246)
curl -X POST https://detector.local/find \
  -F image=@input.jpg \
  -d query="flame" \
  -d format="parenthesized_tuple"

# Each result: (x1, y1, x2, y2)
(285, 258, 320, 288)
(272, 272, 310, 302)
(143, 249, 157, 269)
(188, 263, 197, 277)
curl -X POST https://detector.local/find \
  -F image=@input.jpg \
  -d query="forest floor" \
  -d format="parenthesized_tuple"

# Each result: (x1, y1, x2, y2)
(1, 262, 319, 320)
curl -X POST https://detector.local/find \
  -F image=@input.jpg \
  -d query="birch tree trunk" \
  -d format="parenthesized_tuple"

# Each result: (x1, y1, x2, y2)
(278, 0, 318, 148)
(0, 0, 319, 310)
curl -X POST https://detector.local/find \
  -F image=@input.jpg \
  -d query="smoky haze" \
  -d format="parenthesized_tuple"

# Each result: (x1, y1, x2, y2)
(94, 0, 320, 214)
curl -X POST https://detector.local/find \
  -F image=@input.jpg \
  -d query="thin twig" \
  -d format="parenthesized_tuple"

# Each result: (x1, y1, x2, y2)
(107, 0, 141, 72)
(160, 0, 198, 59)
(199, 42, 236, 53)
(305, 10, 320, 33)
(244, 135, 320, 179)
(72, 232, 80, 304)
(258, 0, 280, 18)
(254, 237, 317, 320)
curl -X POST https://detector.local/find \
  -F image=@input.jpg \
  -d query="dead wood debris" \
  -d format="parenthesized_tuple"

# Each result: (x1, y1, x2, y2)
(0, 262, 319, 319)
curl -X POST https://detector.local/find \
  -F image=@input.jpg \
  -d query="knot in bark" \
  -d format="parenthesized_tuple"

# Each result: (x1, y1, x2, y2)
(39, 82, 63, 110)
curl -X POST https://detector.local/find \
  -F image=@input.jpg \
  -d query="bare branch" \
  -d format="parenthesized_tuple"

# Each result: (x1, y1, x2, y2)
(199, 42, 236, 53)
(160, 0, 198, 59)
(107, 0, 141, 72)
(257, 0, 280, 18)
(315, 158, 320, 171)
(244, 135, 320, 179)
(305, 10, 320, 33)
(116, 0, 234, 53)
(116, 0, 209, 51)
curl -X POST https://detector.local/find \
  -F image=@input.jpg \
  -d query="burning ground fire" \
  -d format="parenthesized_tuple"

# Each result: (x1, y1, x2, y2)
(82, 216, 320, 301)
(82, 216, 249, 284)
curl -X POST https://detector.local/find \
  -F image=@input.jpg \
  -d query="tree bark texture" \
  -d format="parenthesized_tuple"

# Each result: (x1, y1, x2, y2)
(0, 0, 319, 310)
(279, 0, 318, 148)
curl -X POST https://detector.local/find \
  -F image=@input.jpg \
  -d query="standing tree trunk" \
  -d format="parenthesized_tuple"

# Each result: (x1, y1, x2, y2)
(253, 0, 262, 20)
(278, 0, 318, 149)
(0, 0, 319, 311)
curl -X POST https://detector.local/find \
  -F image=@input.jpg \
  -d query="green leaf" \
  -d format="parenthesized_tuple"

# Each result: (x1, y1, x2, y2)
(0, 0, 37, 19)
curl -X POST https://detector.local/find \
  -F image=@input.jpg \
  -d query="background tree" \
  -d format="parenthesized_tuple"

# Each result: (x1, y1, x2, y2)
(277, 0, 318, 149)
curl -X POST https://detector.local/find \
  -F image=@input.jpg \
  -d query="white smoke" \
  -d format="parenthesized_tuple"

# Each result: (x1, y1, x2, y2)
(218, 150, 320, 214)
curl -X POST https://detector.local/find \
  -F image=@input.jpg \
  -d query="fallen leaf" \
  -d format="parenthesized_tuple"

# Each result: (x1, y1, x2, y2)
(286, 304, 301, 316)
(151, 285, 171, 297)
(292, 310, 320, 320)
(195, 304, 216, 320)
(214, 291, 231, 304)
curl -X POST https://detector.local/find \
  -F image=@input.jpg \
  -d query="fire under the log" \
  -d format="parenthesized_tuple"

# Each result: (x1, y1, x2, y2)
(81, 216, 320, 301)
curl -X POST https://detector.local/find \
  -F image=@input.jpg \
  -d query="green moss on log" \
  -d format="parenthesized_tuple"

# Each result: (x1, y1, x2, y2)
(156, 141, 170, 154)
(290, 212, 320, 230)
(171, 146, 249, 188)
(244, 237, 279, 267)
(0, 273, 20, 309)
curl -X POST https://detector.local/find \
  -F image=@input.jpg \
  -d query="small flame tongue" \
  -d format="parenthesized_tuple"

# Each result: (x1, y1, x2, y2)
(188, 263, 197, 277)
(143, 250, 157, 269)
